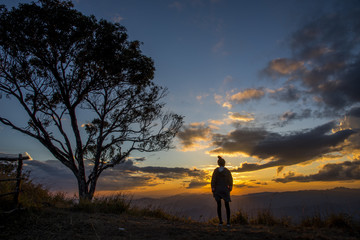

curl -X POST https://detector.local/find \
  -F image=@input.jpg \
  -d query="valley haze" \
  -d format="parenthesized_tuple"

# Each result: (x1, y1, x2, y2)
(132, 188, 360, 222)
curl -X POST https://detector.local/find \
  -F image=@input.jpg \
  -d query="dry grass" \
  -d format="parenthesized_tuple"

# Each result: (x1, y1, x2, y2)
(73, 194, 131, 214)
(301, 212, 355, 229)
(2, 207, 360, 240)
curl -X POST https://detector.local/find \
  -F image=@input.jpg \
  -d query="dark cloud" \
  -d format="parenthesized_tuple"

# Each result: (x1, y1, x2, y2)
(23, 159, 209, 193)
(348, 106, 360, 118)
(253, 181, 268, 186)
(97, 174, 156, 191)
(97, 159, 209, 190)
(235, 180, 268, 188)
(277, 166, 284, 174)
(114, 159, 207, 178)
(340, 107, 360, 151)
(234, 183, 258, 189)
(132, 157, 146, 162)
(280, 111, 296, 122)
(210, 121, 355, 172)
(263, 4, 360, 110)
(177, 123, 212, 151)
(24, 160, 76, 193)
(186, 180, 209, 189)
(274, 160, 360, 183)
(268, 85, 302, 102)
(211, 127, 268, 156)
(278, 109, 312, 126)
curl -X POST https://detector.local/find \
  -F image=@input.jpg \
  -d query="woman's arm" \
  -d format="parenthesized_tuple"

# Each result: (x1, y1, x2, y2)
(211, 169, 217, 192)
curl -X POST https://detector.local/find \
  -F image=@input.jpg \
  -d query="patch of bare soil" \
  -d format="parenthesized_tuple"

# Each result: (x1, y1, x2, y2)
(1, 208, 359, 240)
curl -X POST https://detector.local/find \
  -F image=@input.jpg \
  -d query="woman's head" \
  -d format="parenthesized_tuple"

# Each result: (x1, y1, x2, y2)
(217, 156, 225, 167)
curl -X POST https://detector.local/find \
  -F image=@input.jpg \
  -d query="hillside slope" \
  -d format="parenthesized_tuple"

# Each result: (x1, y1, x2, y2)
(1, 208, 359, 240)
(133, 188, 360, 222)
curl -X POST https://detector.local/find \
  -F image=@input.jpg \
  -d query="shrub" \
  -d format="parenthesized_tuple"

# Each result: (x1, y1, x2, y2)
(231, 209, 249, 225)
(73, 194, 131, 214)
(300, 212, 325, 228)
(251, 209, 278, 226)
(326, 213, 353, 229)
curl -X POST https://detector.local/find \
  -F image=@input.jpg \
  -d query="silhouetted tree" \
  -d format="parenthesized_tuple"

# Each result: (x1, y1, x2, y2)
(0, 0, 183, 200)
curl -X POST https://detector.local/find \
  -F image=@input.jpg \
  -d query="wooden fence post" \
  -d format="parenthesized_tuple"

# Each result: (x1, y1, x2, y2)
(13, 154, 23, 207)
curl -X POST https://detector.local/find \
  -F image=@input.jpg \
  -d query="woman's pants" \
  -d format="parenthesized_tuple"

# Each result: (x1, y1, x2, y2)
(216, 199, 230, 224)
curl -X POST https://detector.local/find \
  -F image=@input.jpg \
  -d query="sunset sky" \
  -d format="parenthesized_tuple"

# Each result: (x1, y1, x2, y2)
(1, 0, 360, 198)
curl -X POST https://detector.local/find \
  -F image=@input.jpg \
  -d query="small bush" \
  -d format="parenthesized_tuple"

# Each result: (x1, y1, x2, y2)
(300, 213, 325, 228)
(73, 194, 131, 214)
(251, 209, 278, 226)
(278, 216, 292, 227)
(231, 209, 249, 225)
(207, 217, 220, 225)
(301, 212, 356, 229)
(326, 213, 353, 229)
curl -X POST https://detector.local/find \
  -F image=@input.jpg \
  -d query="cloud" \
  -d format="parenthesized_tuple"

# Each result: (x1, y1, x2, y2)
(24, 160, 77, 192)
(106, 159, 206, 178)
(280, 111, 296, 122)
(348, 107, 360, 118)
(274, 160, 360, 183)
(223, 75, 233, 84)
(186, 180, 209, 189)
(222, 102, 232, 109)
(209, 121, 355, 172)
(262, 58, 304, 77)
(103, 160, 210, 190)
(277, 109, 312, 126)
(214, 93, 224, 105)
(210, 127, 268, 157)
(177, 122, 213, 151)
(98, 160, 209, 190)
(336, 107, 360, 154)
(23, 158, 209, 193)
(196, 93, 209, 102)
(112, 14, 124, 23)
(208, 119, 224, 126)
(228, 112, 254, 122)
(230, 88, 265, 104)
(214, 93, 233, 109)
(268, 85, 302, 102)
(234, 183, 258, 189)
(212, 38, 224, 52)
(212, 38, 228, 55)
(263, 5, 360, 110)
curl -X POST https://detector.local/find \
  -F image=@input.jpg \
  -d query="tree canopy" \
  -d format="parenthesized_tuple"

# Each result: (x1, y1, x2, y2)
(0, 0, 183, 200)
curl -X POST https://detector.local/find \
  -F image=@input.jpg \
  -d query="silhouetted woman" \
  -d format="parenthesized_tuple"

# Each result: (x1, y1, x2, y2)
(211, 156, 233, 226)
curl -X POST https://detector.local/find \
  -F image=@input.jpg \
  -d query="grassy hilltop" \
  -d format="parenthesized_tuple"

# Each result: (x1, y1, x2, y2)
(1, 196, 360, 240)
(1, 164, 360, 240)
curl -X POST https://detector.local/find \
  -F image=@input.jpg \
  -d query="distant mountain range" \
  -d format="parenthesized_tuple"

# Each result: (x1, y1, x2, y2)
(132, 188, 360, 222)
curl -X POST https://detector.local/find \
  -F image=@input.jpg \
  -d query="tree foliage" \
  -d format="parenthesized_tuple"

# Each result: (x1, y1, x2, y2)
(0, 0, 183, 200)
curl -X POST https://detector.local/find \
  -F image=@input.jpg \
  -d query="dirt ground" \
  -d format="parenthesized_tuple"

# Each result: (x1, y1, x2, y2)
(1, 208, 359, 240)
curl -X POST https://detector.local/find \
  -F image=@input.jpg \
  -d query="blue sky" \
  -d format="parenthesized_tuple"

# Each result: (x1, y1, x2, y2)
(1, 0, 360, 197)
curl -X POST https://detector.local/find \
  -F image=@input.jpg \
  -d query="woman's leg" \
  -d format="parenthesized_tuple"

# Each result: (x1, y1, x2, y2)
(225, 201, 230, 224)
(216, 199, 223, 224)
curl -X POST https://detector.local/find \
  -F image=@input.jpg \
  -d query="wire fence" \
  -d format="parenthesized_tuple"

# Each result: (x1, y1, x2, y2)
(0, 153, 30, 207)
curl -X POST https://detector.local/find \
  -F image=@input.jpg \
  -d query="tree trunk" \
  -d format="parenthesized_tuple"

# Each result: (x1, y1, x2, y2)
(88, 177, 98, 200)
(77, 174, 93, 201)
